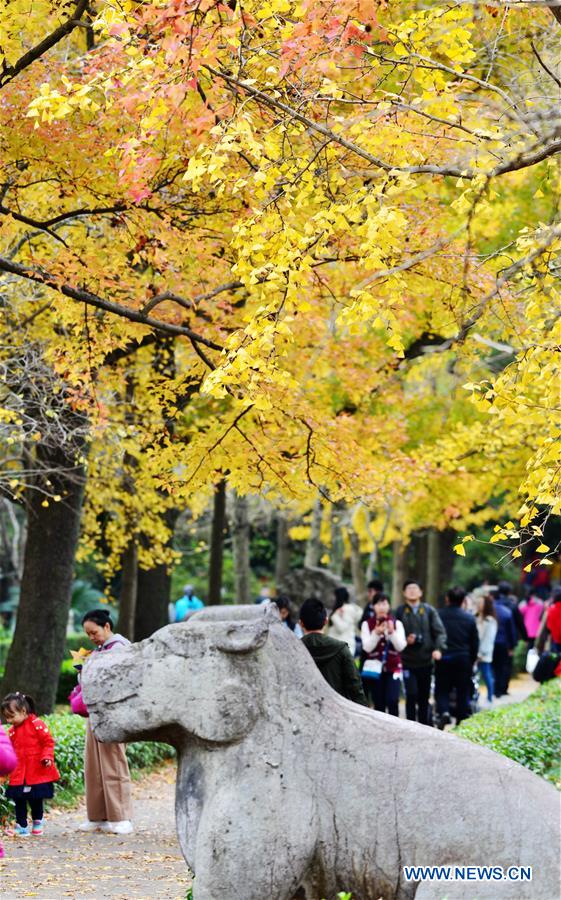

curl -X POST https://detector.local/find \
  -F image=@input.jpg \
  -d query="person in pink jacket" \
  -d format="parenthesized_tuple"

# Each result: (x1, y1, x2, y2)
(0, 724, 18, 858)
(519, 594, 545, 648)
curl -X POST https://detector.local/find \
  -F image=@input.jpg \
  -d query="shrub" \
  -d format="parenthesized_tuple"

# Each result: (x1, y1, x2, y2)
(512, 639, 528, 676)
(57, 658, 79, 705)
(0, 711, 174, 821)
(455, 679, 561, 786)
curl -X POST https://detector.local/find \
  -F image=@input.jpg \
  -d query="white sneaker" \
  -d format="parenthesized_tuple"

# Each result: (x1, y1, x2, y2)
(78, 820, 104, 832)
(102, 820, 134, 835)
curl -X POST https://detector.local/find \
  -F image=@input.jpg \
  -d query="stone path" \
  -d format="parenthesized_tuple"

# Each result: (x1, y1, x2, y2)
(491, 671, 537, 707)
(0, 763, 191, 899)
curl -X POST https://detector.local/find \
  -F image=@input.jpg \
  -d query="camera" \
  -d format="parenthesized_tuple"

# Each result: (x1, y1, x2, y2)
(413, 633, 424, 646)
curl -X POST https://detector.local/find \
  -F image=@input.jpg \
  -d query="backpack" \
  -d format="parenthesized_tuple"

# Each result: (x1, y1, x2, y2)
(532, 652, 561, 683)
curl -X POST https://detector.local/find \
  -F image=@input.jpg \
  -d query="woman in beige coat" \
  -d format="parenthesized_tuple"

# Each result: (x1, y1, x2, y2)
(79, 609, 133, 834)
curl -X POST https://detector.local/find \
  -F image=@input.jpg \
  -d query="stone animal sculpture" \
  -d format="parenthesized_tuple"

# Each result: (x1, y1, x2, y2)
(82, 603, 560, 900)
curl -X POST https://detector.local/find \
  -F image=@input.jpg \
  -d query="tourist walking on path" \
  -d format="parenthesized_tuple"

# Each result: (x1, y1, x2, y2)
(273, 595, 303, 637)
(80, 609, 133, 835)
(300, 598, 367, 706)
(395, 581, 447, 725)
(477, 595, 498, 706)
(435, 587, 479, 726)
(359, 579, 384, 627)
(173, 584, 204, 622)
(492, 590, 517, 697)
(361, 592, 406, 715)
(495, 581, 527, 645)
(0, 692, 59, 838)
(518, 594, 545, 648)
(327, 586, 362, 655)
(0, 719, 17, 856)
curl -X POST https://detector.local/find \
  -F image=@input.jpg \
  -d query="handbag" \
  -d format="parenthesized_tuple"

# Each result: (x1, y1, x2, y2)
(525, 647, 539, 674)
(532, 651, 561, 683)
(362, 637, 390, 680)
(362, 658, 383, 679)
(69, 683, 89, 717)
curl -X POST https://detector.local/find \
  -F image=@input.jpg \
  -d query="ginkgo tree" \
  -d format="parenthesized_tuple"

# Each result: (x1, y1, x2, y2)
(1, 0, 560, 708)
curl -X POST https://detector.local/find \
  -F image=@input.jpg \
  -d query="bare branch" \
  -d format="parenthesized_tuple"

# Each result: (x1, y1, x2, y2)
(0, 203, 69, 246)
(206, 66, 561, 180)
(549, 3, 561, 25)
(530, 40, 561, 88)
(0, 255, 224, 354)
(140, 281, 244, 316)
(0, 0, 90, 89)
(455, 221, 561, 344)
(204, 65, 396, 173)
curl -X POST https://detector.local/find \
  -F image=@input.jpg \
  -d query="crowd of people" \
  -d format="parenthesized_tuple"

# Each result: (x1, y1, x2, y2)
(276, 578, 561, 729)
(169, 577, 561, 720)
(1, 575, 560, 859)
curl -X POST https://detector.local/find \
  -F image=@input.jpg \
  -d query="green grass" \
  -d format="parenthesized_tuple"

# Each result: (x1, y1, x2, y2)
(455, 678, 561, 787)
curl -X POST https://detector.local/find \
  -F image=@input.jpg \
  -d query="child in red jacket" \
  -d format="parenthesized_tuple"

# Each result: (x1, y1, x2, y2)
(1, 692, 60, 837)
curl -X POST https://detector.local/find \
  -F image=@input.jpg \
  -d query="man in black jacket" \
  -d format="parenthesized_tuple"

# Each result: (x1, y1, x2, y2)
(300, 598, 367, 706)
(435, 586, 479, 726)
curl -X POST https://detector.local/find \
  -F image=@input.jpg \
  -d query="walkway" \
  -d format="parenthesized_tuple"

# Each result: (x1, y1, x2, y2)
(491, 671, 537, 707)
(0, 763, 191, 899)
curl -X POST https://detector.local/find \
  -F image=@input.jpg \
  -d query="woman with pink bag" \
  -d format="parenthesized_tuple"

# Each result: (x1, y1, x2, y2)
(0, 722, 17, 857)
(77, 609, 133, 835)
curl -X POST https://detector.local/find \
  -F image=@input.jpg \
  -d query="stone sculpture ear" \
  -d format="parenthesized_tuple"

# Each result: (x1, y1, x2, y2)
(214, 622, 270, 654)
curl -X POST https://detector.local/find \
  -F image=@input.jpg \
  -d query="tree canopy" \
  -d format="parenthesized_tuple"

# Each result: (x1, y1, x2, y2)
(1, 0, 560, 574)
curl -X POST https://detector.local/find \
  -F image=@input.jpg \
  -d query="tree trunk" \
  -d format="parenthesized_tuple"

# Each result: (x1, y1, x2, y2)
(304, 499, 323, 568)
(116, 383, 138, 639)
(425, 527, 440, 606)
(117, 540, 138, 640)
(135, 562, 172, 641)
(439, 528, 457, 603)
(410, 531, 428, 591)
(134, 507, 180, 641)
(391, 540, 406, 606)
(275, 513, 290, 584)
(0, 499, 25, 586)
(230, 491, 251, 603)
(208, 480, 226, 605)
(365, 545, 378, 585)
(330, 504, 344, 579)
(1, 445, 85, 713)
(349, 529, 366, 604)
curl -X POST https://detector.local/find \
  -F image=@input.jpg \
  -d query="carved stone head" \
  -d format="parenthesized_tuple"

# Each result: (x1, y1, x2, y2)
(82, 603, 281, 746)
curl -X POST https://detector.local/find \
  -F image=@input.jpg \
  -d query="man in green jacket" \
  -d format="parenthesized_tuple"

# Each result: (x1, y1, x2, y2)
(300, 598, 368, 706)
(395, 580, 447, 725)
